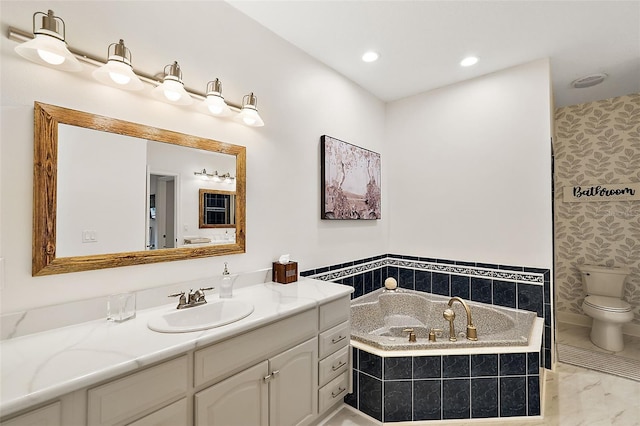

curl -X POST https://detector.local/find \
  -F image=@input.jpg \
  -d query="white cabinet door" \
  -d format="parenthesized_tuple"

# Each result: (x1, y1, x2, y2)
(195, 361, 268, 426)
(269, 338, 318, 426)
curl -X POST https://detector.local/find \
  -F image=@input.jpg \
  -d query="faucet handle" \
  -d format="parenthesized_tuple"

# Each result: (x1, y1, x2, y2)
(168, 291, 187, 309)
(428, 328, 443, 342)
(403, 328, 417, 342)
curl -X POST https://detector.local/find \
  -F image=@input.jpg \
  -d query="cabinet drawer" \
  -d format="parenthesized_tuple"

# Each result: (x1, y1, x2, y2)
(126, 398, 187, 426)
(318, 371, 349, 414)
(318, 345, 349, 387)
(2, 401, 61, 426)
(319, 296, 350, 331)
(87, 356, 188, 426)
(318, 321, 349, 359)
(195, 308, 317, 387)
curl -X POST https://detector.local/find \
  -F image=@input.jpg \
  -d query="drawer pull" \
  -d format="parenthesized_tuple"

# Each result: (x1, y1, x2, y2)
(331, 335, 346, 344)
(331, 361, 347, 371)
(331, 386, 346, 398)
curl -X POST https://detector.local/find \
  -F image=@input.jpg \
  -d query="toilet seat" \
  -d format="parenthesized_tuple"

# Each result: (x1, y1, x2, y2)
(584, 295, 631, 313)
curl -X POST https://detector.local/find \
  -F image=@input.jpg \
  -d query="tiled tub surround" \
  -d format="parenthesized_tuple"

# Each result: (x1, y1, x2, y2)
(347, 347, 543, 423)
(341, 289, 544, 423)
(351, 289, 539, 350)
(304, 255, 553, 369)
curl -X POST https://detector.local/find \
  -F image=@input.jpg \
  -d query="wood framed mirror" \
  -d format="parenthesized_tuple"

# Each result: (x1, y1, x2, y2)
(33, 102, 246, 276)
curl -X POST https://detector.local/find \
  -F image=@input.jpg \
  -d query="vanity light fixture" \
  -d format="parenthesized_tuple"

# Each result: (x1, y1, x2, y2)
(151, 61, 193, 106)
(203, 79, 232, 116)
(9, 15, 265, 126)
(194, 169, 215, 180)
(193, 169, 235, 183)
(14, 10, 82, 72)
(236, 93, 264, 127)
(92, 39, 144, 91)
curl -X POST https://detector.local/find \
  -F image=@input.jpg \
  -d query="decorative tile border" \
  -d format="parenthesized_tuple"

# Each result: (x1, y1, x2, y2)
(306, 256, 545, 285)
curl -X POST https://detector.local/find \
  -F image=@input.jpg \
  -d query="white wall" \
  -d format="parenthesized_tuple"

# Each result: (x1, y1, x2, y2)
(386, 60, 553, 268)
(0, 2, 387, 313)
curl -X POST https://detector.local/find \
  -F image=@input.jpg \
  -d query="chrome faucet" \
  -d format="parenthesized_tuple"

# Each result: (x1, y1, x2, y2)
(169, 287, 214, 309)
(445, 296, 478, 341)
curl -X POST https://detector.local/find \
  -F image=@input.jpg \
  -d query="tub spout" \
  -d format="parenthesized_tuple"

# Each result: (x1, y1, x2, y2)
(447, 297, 478, 341)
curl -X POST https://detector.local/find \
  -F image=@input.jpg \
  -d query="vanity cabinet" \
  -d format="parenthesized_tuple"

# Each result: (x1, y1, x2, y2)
(1, 293, 352, 426)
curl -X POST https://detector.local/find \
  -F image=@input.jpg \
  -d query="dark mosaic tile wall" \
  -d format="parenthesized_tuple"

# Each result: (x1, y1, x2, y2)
(302, 254, 553, 369)
(343, 348, 541, 422)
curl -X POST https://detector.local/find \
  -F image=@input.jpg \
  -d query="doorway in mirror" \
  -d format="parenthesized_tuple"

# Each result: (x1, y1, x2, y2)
(147, 173, 178, 250)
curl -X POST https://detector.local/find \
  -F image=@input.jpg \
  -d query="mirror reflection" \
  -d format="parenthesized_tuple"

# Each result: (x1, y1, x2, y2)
(33, 102, 246, 276)
(199, 189, 236, 229)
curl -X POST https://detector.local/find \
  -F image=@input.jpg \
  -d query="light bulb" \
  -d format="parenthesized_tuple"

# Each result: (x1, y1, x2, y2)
(37, 48, 64, 65)
(163, 90, 180, 102)
(109, 71, 130, 85)
(209, 104, 223, 114)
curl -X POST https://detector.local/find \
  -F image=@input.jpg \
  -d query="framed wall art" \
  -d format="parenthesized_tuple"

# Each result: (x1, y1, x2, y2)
(321, 135, 381, 220)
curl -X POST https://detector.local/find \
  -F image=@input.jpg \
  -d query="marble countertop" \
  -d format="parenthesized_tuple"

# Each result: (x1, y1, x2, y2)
(0, 278, 352, 417)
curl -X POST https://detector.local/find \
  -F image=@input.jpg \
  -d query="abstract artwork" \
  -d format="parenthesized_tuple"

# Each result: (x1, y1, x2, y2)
(321, 135, 381, 220)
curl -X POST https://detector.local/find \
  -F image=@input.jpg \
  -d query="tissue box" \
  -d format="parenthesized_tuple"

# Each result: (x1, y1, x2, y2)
(272, 261, 298, 284)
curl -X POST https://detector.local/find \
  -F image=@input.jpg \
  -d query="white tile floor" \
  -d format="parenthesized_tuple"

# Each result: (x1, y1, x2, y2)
(320, 326, 640, 426)
(556, 322, 640, 362)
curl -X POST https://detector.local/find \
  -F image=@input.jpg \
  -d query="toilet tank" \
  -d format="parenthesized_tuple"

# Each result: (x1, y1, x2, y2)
(577, 264, 630, 298)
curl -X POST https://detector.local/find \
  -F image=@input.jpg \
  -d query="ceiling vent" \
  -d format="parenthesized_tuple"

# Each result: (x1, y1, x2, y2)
(571, 73, 607, 89)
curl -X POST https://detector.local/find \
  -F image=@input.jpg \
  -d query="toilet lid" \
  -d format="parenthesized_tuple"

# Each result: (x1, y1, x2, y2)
(584, 295, 631, 312)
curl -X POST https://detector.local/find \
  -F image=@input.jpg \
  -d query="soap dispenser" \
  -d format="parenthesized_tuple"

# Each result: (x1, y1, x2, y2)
(219, 262, 235, 299)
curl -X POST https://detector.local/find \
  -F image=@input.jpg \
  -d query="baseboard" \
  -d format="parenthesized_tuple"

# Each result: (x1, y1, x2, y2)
(556, 311, 640, 338)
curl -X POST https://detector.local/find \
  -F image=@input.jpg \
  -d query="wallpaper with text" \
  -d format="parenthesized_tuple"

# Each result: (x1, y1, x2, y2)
(554, 93, 640, 325)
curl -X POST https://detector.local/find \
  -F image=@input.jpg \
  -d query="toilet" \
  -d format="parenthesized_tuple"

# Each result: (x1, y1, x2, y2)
(577, 264, 633, 352)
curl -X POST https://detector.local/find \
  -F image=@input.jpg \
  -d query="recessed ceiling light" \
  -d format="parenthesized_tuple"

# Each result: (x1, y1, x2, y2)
(362, 51, 379, 63)
(460, 56, 479, 67)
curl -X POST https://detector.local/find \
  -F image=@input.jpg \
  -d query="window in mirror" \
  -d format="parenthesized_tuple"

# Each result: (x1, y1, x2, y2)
(199, 189, 236, 228)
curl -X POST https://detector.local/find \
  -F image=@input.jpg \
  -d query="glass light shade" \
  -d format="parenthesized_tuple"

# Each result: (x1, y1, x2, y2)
(93, 56, 144, 91)
(15, 33, 82, 72)
(151, 76, 193, 106)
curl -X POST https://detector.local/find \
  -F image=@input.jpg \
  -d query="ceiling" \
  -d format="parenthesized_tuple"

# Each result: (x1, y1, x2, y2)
(228, 1, 640, 107)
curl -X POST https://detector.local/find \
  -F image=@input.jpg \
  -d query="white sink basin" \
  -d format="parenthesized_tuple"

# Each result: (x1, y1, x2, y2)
(148, 300, 254, 333)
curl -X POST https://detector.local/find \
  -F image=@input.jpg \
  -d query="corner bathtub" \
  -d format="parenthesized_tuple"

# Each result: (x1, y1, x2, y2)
(351, 289, 541, 353)
(346, 289, 545, 423)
